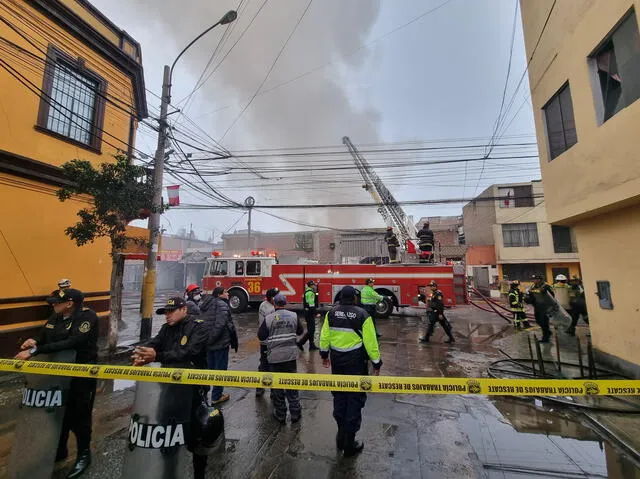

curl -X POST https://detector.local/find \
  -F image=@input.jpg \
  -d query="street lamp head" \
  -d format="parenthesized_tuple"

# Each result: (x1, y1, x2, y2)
(220, 10, 237, 25)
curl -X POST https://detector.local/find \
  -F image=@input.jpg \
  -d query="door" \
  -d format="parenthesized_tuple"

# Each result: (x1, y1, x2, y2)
(473, 267, 490, 296)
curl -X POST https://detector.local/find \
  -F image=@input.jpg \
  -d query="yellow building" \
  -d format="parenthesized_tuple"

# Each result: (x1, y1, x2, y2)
(520, 1, 640, 375)
(0, 0, 146, 354)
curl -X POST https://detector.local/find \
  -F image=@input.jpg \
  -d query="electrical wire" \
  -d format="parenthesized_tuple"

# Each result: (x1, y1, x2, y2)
(218, 0, 313, 143)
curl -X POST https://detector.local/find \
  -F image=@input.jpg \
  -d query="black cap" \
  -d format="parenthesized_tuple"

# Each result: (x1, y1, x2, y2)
(341, 286, 356, 299)
(156, 297, 187, 314)
(46, 288, 84, 304)
(266, 288, 279, 299)
(307, 280, 315, 286)
(273, 293, 287, 306)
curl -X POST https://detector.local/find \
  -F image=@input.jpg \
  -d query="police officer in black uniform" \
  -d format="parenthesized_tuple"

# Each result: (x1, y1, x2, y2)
(419, 281, 454, 343)
(16, 288, 98, 479)
(525, 275, 555, 343)
(132, 297, 209, 479)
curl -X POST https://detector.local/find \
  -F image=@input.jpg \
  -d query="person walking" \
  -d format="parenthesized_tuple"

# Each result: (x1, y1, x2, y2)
(419, 281, 454, 343)
(258, 294, 304, 423)
(525, 275, 555, 343)
(320, 286, 382, 457)
(508, 280, 531, 329)
(297, 281, 319, 351)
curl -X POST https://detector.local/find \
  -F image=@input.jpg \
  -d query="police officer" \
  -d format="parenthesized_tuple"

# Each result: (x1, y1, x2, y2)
(320, 286, 381, 457)
(360, 278, 384, 338)
(419, 281, 454, 343)
(256, 287, 279, 397)
(297, 281, 319, 351)
(566, 276, 589, 335)
(508, 280, 531, 329)
(16, 288, 98, 479)
(417, 222, 435, 263)
(184, 284, 203, 315)
(525, 275, 555, 343)
(258, 294, 304, 423)
(132, 297, 209, 479)
(384, 227, 400, 263)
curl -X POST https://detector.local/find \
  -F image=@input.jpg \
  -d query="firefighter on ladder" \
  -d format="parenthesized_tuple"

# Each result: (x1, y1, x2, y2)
(417, 222, 435, 264)
(508, 280, 531, 329)
(384, 226, 400, 263)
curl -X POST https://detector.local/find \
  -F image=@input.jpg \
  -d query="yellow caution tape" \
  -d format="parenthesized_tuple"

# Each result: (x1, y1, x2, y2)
(1, 358, 639, 396)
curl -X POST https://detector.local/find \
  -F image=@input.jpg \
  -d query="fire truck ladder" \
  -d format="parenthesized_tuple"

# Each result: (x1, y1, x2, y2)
(342, 136, 418, 260)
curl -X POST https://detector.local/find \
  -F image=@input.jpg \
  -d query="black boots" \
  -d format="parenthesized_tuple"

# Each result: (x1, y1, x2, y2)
(66, 449, 91, 478)
(343, 434, 364, 457)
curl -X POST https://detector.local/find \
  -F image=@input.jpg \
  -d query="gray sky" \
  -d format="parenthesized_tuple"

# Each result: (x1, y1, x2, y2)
(92, 0, 539, 240)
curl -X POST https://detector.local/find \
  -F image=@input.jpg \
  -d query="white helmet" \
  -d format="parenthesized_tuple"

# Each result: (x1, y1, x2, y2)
(57, 278, 71, 288)
(555, 274, 567, 282)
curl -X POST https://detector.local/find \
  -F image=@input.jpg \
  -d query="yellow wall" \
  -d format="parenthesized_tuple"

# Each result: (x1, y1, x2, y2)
(0, 174, 112, 300)
(0, 1, 137, 164)
(573, 205, 640, 367)
(520, 0, 640, 224)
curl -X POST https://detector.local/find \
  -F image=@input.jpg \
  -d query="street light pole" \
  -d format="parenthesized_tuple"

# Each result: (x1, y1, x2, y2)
(139, 10, 238, 341)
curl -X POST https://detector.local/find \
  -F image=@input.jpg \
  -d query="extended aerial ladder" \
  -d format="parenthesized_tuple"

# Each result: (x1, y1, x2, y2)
(342, 136, 418, 261)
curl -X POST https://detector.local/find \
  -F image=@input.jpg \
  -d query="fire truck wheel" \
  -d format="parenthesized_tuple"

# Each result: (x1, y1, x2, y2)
(376, 298, 393, 319)
(228, 289, 249, 314)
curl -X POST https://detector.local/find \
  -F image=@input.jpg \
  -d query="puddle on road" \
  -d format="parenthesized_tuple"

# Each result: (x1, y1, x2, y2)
(460, 397, 640, 478)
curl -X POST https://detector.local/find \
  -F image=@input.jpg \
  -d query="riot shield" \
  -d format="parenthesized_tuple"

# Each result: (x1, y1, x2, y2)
(121, 365, 195, 479)
(8, 350, 76, 479)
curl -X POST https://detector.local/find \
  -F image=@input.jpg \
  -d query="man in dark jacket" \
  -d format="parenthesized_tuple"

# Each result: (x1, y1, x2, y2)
(132, 297, 209, 479)
(184, 284, 203, 316)
(417, 222, 435, 263)
(525, 275, 555, 343)
(199, 286, 233, 404)
(419, 281, 454, 343)
(16, 288, 98, 479)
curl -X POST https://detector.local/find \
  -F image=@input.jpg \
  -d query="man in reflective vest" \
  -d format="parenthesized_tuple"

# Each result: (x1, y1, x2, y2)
(256, 288, 279, 397)
(297, 281, 319, 351)
(258, 294, 304, 423)
(566, 276, 589, 335)
(508, 280, 531, 329)
(320, 286, 381, 457)
(417, 222, 435, 263)
(360, 278, 384, 338)
(525, 275, 555, 343)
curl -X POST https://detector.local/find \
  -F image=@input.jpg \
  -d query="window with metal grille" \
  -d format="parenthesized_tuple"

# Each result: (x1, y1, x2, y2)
(543, 83, 578, 160)
(551, 225, 577, 253)
(294, 232, 314, 252)
(502, 263, 546, 282)
(502, 223, 539, 247)
(592, 10, 640, 122)
(37, 45, 106, 150)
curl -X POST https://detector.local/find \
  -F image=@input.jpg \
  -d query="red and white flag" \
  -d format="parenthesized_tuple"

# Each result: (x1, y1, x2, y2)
(167, 185, 180, 206)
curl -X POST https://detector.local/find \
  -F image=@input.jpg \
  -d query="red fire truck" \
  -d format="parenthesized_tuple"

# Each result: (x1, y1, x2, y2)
(201, 252, 464, 316)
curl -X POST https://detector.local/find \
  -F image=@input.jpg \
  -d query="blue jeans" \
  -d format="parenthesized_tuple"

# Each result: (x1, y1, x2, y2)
(207, 348, 229, 401)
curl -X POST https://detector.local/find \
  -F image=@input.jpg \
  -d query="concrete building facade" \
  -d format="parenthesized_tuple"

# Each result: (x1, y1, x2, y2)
(463, 181, 581, 286)
(520, 0, 640, 375)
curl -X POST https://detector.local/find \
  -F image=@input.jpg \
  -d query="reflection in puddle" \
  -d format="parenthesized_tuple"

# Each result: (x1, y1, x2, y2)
(460, 398, 640, 478)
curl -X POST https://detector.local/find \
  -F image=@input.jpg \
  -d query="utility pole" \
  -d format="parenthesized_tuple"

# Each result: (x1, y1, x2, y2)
(139, 64, 170, 341)
(245, 196, 255, 254)
(138, 10, 238, 341)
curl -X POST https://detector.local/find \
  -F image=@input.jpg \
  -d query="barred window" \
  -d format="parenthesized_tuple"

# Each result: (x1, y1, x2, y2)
(502, 223, 539, 247)
(294, 232, 314, 252)
(37, 45, 106, 150)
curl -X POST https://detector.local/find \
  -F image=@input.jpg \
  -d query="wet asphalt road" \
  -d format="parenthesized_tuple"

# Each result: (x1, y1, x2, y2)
(1, 293, 639, 478)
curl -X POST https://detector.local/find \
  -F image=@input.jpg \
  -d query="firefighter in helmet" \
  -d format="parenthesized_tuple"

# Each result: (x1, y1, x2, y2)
(419, 281, 454, 343)
(384, 227, 400, 263)
(416, 222, 435, 263)
(524, 275, 554, 343)
(508, 280, 530, 329)
(185, 284, 203, 315)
